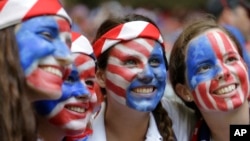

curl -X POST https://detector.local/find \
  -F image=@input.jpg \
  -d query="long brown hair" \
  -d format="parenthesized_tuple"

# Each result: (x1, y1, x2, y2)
(93, 14, 175, 141)
(0, 26, 36, 141)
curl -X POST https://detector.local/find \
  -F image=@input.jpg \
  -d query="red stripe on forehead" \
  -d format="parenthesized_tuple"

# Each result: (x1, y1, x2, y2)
(57, 19, 70, 32)
(217, 31, 236, 51)
(74, 55, 92, 66)
(207, 31, 236, 59)
(206, 31, 223, 60)
(106, 79, 126, 97)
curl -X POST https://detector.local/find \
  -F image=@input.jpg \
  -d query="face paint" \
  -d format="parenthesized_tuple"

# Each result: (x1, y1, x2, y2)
(105, 38, 167, 112)
(34, 53, 96, 136)
(15, 16, 71, 100)
(186, 29, 249, 111)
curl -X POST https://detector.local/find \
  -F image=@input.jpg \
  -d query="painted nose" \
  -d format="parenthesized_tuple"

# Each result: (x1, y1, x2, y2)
(71, 82, 90, 98)
(54, 40, 72, 66)
(137, 65, 154, 83)
(216, 65, 230, 80)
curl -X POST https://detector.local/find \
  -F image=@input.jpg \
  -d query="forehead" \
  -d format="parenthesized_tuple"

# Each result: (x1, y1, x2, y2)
(187, 29, 238, 58)
(111, 38, 161, 56)
(72, 53, 94, 66)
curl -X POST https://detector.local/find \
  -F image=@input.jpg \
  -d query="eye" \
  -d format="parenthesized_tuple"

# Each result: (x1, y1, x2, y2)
(226, 56, 238, 64)
(197, 64, 211, 74)
(40, 31, 53, 41)
(149, 58, 160, 67)
(84, 79, 95, 89)
(124, 59, 137, 67)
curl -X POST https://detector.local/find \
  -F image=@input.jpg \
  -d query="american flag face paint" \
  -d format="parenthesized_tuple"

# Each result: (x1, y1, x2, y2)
(15, 16, 71, 100)
(33, 53, 95, 135)
(186, 29, 249, 111)
(105, 38, 167, 112)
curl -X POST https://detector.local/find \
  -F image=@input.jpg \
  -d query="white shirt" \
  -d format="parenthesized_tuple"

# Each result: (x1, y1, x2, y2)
(161, 97, 197, 141)
(88, 102, 162, 141)
(88, 98, 196, 141)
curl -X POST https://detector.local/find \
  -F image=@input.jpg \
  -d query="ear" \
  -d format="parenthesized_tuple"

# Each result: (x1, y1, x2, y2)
(96, 69, 106, 88)
(175, 83, 193, 102)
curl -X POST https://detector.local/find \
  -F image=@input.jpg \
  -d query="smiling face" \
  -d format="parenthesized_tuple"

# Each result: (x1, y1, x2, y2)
(34, 53, 96, 136)
(103, 38, 167, 112)
(15, 15, 72, 100)
(186, 29, 249, 111)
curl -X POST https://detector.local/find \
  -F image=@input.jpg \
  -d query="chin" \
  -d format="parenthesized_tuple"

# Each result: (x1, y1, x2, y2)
(65, 128, 86, 136)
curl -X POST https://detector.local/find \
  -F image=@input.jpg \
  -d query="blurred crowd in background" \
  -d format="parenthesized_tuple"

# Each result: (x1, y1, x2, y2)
(60, 0, 250, 102)
(61, 0, 208, 58)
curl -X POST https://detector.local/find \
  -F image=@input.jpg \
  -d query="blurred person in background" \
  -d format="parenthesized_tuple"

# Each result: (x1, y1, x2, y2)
(206, 0, 250, 48)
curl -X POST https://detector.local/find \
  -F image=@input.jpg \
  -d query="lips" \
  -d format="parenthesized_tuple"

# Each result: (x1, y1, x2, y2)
(39, 65, 64, 78)
(65, 106, 85, 113)
(65, 103, 90, 114)
(132, 86, 156, 94)
(213, 84, 237, 95)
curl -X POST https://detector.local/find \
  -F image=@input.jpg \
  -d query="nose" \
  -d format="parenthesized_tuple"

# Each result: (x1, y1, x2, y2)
(71, 82, 90, 98)
(137, 65, 154, 83)
(54, 40, 72, 66)
(216, 65, 230, 81)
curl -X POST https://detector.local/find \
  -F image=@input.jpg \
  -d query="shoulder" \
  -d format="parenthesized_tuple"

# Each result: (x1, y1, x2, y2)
(161, 97, 197, 141)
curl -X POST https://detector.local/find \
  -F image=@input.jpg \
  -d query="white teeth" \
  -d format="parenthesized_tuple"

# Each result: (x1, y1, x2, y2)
(42, 67, 62, 78)
(216, 84, 236, 95)
(66, 106, 85, 113)
(133, 87, 154, 94)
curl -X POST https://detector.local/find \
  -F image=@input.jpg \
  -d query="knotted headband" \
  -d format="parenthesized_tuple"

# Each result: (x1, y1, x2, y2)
(71, 32, 93, 55)
(0, 0, 71, 30)
(92, 21, 164, 58)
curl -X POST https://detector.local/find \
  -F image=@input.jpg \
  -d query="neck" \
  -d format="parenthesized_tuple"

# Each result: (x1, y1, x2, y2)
(201, 100, 249, 141)
(37, 115, 65, 141)
(105, 95, 150, 141)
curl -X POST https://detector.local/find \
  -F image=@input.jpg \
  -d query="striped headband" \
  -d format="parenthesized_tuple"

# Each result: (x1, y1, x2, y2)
(0, 0, 72, 30)
(93, 21, 164, 58)
(71, 32, 93, 55)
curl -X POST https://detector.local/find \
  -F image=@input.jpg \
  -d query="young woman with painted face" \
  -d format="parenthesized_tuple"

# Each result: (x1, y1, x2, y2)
(88, 14, 196, 141)
(33, 32, 97, 141)
(0, 0, 72, 102)
(169, 16, 250, 141)
(0, 0, 71, 140)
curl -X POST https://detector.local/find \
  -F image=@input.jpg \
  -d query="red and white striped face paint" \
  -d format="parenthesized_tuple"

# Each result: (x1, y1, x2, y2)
(186, 29, 249, 111)
(73, 53, 97, 104)
(104, 38, 167, 110)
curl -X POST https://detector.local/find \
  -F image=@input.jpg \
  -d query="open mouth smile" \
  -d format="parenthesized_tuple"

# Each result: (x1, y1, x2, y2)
(132, 86, 156, 94)
(40, 66, 63, 78)
(213, 84, 237, 95)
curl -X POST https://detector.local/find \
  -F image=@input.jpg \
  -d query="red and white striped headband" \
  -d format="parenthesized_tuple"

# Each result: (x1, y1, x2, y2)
(0, 0, 72, 30)
(93, 21, 164, 58)
(71, 32, 93, 56)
